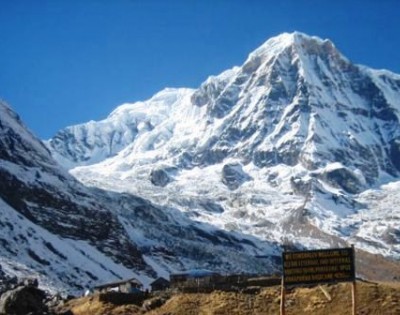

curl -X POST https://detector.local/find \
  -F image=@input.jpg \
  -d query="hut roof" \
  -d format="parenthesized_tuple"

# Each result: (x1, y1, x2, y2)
(171, 269, 219, 278)
(94, 277, 142, 290)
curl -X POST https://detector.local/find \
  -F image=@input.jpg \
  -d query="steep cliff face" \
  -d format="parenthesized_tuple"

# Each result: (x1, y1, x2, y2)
(46, 32, 400, 264)
(188, 32, 400, 185)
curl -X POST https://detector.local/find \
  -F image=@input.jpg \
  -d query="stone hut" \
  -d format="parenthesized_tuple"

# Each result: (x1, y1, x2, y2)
(94, 278, 143, 293)
(150, 277, 170, 292)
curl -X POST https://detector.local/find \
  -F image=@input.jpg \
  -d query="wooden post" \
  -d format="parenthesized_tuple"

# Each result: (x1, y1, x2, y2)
(351, 244, 357, 315)
(352, 280, 357, 315)
(280, 276, 286, 315)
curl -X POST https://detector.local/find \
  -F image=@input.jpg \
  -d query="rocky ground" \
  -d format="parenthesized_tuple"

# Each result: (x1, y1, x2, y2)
(53, 281, 400, 315)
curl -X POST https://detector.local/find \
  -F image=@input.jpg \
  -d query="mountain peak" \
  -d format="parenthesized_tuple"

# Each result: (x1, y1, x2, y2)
(0, 101, 57, 168)
(248, 32, 337, 61)
(41, 31, 400, 282)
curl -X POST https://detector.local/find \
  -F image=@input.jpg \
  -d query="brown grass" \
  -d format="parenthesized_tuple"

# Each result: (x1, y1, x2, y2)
(55, 294, 144, 315)
(56, 281, 400, 315)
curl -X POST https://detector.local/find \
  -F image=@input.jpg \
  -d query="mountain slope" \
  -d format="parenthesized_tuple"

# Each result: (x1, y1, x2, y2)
(47, 32, 400, 269)
(0, 101, 153, 293)
(0, 101, 278, 294)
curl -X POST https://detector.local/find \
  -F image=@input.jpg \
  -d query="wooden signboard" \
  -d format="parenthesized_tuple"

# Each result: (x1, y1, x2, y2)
(280, 246, 356, 315)
(282, 247, 355, 286)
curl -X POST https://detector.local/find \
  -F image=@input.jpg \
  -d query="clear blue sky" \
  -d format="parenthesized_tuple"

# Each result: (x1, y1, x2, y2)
(1, 0, 399, 139)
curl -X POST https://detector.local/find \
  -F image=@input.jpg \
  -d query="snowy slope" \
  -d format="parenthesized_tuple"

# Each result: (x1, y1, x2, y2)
(45, 88, 195, 169)
(47, 32, 400, 266)
(0, 101, 154, 293)
(0, 100, 278, 294)
(0, 197, 142, 295)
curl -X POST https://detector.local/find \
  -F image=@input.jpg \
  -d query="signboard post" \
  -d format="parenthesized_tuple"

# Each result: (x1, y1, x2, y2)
(281, 246, 356, 315)
(280, 276, 285, 315)
(351, 245, 357, 315)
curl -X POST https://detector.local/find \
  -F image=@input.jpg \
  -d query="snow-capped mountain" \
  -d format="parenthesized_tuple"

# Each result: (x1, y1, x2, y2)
(0, 101, 278, 294)
(47, 32, 400, 272)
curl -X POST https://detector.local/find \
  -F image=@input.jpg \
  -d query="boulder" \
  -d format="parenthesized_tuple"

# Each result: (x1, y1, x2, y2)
(142, 296, 167, 311)
(321, 167, 363, 194)
(0, 285, 47, 315)
(221, 163, 252, 190)
(150, 167, 177, 187)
